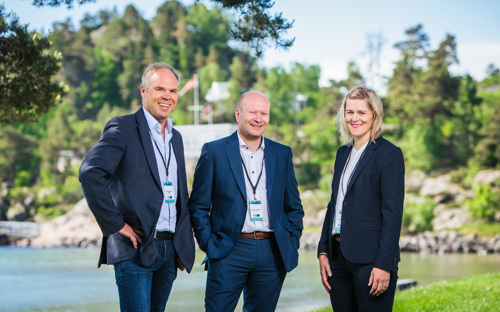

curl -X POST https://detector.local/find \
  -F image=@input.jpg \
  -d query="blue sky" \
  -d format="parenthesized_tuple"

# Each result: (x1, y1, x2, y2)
(4, 0, 500, 91)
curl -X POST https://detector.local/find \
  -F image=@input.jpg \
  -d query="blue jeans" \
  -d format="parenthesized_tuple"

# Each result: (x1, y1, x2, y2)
(114, 239, 177, 312)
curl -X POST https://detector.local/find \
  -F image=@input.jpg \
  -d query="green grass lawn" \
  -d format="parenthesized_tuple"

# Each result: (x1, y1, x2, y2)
(312, 273, 500, 312)
(458, 222, 500, 237)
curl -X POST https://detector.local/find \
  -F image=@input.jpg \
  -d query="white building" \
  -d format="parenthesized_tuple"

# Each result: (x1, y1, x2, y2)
(175, 123, 238, 161)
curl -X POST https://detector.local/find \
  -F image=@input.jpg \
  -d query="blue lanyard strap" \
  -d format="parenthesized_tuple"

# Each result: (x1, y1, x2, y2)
(241, 154, 265, 200)
(149, 130, 173, 181)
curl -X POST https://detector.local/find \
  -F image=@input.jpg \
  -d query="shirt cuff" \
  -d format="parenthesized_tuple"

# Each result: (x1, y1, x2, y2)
(317, 252, 328, 259)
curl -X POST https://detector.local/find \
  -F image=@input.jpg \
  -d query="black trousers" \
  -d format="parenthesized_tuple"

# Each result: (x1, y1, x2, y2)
(328, 240, 398, 312)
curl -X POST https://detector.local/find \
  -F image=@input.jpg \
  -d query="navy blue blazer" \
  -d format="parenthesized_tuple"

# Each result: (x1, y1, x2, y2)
(188, 131, 304, 272)
(317, 137, 405, 272)
(79, 108, 195, 272)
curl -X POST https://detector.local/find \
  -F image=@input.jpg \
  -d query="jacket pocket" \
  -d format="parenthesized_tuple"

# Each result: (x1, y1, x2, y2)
(360, 222, 381, 231)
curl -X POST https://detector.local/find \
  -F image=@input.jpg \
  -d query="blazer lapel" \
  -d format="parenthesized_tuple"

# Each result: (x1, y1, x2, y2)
(333, 145, 351, 199)
(225, 132, 247, 201)
(264, 138, 275, 200)
(345, 140, 379, 195)
(135, 109, 161, 188)
(171, 130, 184, 180)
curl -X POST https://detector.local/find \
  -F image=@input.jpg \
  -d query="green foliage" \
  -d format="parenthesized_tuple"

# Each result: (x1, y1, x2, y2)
(0, 5, 66, 123)
(212, 0, 295, 56)
(2, 2, 500, 228)
(466, 184, 500, 222)
(472, 78, 500, 168)
(31, 0, 94, 7)
(295, 162, 322, 190)
(13, 171, 31, 187)
(402, 197, 436, 233)
(0, 126, 40, 183)
(400, 121, 443, 171)
(459, 222, 500, 238)
(449, 165, 481, 190)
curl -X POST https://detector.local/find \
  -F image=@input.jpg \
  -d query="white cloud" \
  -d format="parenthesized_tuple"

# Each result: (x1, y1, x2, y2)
(453, 42, 500, 80)
(319, 60, 348, 87)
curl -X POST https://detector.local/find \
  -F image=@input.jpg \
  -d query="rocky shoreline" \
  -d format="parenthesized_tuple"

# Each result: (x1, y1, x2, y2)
(4, 169, 500, 254)
(300, 232, 500, 255)
(399, 231, 500, 255)
(8, 199, 500, 255)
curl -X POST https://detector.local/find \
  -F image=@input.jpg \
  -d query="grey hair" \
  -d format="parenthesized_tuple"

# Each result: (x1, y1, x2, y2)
(141, 62, 179, 89)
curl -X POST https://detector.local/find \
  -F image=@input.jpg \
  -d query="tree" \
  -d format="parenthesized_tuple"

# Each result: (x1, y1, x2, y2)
(387, 24, 429, 137)
(0, 126, 40, 184)
(0, 5, 66, 123)
(32, 0, 295, 56)
(449, 75, 482, 164)
(2, 0, 294, 123)
(211, 0, 294, 56)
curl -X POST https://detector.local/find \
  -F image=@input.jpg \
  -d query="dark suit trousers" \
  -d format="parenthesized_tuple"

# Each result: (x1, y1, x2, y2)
(205, 236, 287, 312)
(328, 240, 398, 312)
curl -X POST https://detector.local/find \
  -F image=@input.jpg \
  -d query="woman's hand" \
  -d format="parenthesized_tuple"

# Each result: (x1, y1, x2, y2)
(368, 267, 390, 296)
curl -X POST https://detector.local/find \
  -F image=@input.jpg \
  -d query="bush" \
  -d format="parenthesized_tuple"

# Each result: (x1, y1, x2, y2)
(466, 184, 500, 222)
(402, 197, 436, 233)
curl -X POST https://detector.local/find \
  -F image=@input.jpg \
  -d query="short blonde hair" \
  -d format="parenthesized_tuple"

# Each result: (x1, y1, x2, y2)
(336, 86, 383, 145)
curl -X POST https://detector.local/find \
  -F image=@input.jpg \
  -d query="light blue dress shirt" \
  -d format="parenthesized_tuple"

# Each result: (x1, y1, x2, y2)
(143, 108, 178, 233)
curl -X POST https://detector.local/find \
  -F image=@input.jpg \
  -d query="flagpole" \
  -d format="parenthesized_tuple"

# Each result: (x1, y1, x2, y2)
(194, 74, 199, 125)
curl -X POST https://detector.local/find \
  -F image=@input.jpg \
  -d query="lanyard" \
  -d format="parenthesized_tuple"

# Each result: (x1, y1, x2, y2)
(340, 141, 369, 197)
(241, 153, 265, 201)
(150, 130, 173, 182)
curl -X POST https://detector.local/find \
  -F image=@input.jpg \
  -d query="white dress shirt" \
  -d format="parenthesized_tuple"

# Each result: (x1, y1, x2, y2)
(332, 141, 369, 235)
(238, 132, 272, 233)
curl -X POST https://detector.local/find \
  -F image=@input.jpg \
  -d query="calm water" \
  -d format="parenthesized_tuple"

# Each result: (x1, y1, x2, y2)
(1, 247, 499, 312)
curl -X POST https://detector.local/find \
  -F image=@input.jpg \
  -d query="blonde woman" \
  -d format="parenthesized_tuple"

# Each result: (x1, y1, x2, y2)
(317, 86, 405, 312)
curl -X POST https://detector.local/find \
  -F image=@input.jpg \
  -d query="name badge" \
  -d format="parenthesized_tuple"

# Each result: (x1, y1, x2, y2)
(334, 210, 342, 233)
(250, 200, 263, 221)
(163, 181, 175, 203)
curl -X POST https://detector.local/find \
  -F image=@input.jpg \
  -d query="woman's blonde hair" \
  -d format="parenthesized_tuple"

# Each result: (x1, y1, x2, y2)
(336, 86, 384, 145)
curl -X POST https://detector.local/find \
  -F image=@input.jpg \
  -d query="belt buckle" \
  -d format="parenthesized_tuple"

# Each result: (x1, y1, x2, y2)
(254, 232, 264, 240)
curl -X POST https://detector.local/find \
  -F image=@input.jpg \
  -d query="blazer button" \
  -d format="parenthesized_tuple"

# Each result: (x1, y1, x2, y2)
(157, 199, 162, 204)
(343, 202, 348, 207)
(342, 220, 347, 225)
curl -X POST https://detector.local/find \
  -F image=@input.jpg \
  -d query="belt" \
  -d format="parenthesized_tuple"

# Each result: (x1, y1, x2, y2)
(155, 231, 174, 240)
(240, 232, 273, 239)
(333, 234, 340, 242)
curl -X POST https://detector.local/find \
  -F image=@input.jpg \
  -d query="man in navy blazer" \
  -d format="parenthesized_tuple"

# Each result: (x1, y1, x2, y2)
(79, 62, 195, 311)
(189, 91, 304, 312)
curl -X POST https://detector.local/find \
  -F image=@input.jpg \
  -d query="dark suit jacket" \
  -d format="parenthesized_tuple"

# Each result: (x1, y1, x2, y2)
(79, 108, 195, 272)
(188, 131, 304, 272)
(317, 137, 405, 272)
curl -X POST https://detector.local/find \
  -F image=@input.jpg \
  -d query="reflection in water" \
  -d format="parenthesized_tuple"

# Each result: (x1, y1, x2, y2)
(0, 247, 499, 312)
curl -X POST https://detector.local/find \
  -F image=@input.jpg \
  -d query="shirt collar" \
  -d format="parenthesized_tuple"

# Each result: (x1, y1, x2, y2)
(352, 140, 369, 155)
(237, 131, 265, 151)
(142, 107, 173, 135)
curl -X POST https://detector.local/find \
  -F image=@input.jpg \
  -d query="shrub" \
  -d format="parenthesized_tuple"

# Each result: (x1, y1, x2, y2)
(466, 184, 500, 222)
(402, 197, 436, 233)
